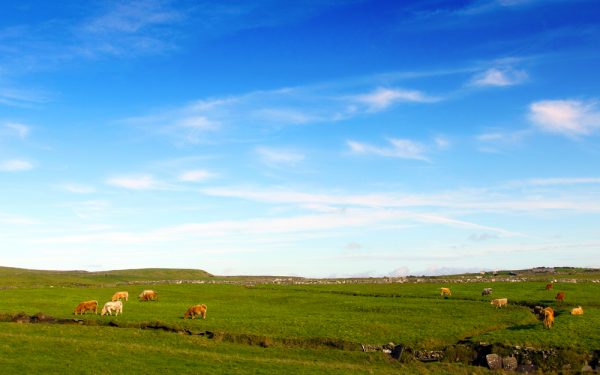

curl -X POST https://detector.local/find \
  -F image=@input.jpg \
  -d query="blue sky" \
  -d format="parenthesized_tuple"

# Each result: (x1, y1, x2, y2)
(1, 0, 599, 276)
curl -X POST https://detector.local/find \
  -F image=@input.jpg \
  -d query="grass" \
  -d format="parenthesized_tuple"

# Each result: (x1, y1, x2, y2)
(0, 267, 598, 373)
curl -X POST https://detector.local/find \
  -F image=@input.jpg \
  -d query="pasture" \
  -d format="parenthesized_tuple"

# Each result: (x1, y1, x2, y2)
(0, 268, 599, 373)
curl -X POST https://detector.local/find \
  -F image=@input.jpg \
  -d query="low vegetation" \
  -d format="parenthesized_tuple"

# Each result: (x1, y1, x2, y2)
(0, 267, 598, 373)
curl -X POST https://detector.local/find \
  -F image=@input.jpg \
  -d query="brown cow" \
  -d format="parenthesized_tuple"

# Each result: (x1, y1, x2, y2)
(543, 307, 554, 329)
(74, 300, 98, 315)
(440, 287, 452, 297)
(183, 304, 207, 319)
(138, 290, 158, 301)
(555, 291, 565, 304)
(571, 306, 584, 315)
(490, 298, 508, 308)
(111, 291, 129, 301)
(545, 283, 553, 290)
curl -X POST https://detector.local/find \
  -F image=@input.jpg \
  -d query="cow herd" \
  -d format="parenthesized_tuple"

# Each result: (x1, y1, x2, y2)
(439, 283, 585, 329)
(73, 289, 207, 319)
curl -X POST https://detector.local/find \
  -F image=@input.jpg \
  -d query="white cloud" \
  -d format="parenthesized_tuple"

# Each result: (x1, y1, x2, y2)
(59, 183, 97, 194)
(471, 68, 527, 87)
(4, 123, 31, 138)
(256, 147, 305, 166)
(0, 159, 33, 172)
(78, 0, 184, 57)
(523, 177, 600, 186)
(201, 184, 600, 214)
(348, 138, 429, 161)
(178, 170, 214, 182)
(125, 81, 440, 144)
(355, 87, 439, 111)
(529, 99, 600, 137)
(106, 174, 163, 190)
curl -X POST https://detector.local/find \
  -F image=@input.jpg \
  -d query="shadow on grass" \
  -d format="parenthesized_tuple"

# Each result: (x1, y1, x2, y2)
(507, 323, 538, 331)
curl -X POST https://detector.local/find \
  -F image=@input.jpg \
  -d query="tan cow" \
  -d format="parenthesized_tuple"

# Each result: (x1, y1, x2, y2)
(543, 307, 554, 329)
(101, 301, 123, 316)
(74, 300, 98, 315)
(440, 287, 452, 297)
(138, 290, 158, 301)
(111, 291, 129, 301)
(490, 298, 508, 308)
(571, 306, 584, 315)
(183, 304, 207, 319)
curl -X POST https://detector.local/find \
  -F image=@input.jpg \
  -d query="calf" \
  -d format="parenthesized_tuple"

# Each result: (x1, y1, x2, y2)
(545, 283, 553, 290)
(440, 287, 452, 297)
(571, 306, 584, 315)
(543, 307, 554, 329)
(74, 300, 98, 315)
(555, 291, 565, 304)
(183, 304, 207, 319)
(101, 301, 123, 316)
(481, 287, 493, 296)
(490, 298, 508, 308)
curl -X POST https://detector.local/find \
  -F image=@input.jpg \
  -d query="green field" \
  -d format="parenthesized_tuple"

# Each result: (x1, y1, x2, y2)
(0, 267, 598, 373)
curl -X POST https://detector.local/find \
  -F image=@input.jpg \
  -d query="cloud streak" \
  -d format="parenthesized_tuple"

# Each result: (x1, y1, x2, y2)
(348, 138, 429, 161)
(0, 159, 34, 172)
(106, 174, 165, 190)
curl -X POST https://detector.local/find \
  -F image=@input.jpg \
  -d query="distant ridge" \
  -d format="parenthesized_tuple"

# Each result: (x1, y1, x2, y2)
(0, 267, 213, 288)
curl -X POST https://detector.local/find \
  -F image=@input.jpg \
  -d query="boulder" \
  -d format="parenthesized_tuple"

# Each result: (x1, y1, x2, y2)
(486, 353, 502, 370)
(503, 356, 518, 371)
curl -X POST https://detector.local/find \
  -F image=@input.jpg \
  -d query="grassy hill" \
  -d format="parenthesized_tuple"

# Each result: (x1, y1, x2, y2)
(0, 266, 213, 288)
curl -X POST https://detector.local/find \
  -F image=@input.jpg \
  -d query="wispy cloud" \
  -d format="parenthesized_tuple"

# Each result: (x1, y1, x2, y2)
(0, 87, 50, 107)
(471, 67, 528, 87)
(347, 138, 429, 161)
(529, 99, 600, 137)
(58, 183, 97, 194)
(75, 0, 185, 58)
(178, 169, 214, 182)
(106, 174, 165, 190)
(4, 122, 31, 138)
(354, 87, 439, 111)
(125, 80, 441, 144)
(475, 128, 530, 153)
(200, 183, 600, 214)
(256, 146, 305, 166)
(0, 159, 34, 172)
(522, 177, 600, 186)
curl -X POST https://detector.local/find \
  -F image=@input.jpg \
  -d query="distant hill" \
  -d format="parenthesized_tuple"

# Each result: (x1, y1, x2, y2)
(0, 267, 213, 288)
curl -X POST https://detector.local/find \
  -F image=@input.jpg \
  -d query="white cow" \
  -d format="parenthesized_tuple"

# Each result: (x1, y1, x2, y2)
(101, 300, 123, 316)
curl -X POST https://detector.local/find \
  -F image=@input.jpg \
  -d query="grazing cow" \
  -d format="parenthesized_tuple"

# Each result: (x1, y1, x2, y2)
(545, 283, 553, 290)
(111, 291, 129, 302)
(73, 300, 98, 315)
(183, 304, 207, 320)
(555, 291, 565, 304)
(571, 306, 584, 315)
(533, 306, 545, 317)
(138, 290, 158, 301)
(440, 287, 452, 297)
(481, 287, 493, 296)
(101, 301, 123, 316)
(490, 298, 508, 308)
(543, 307, 554, 329)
